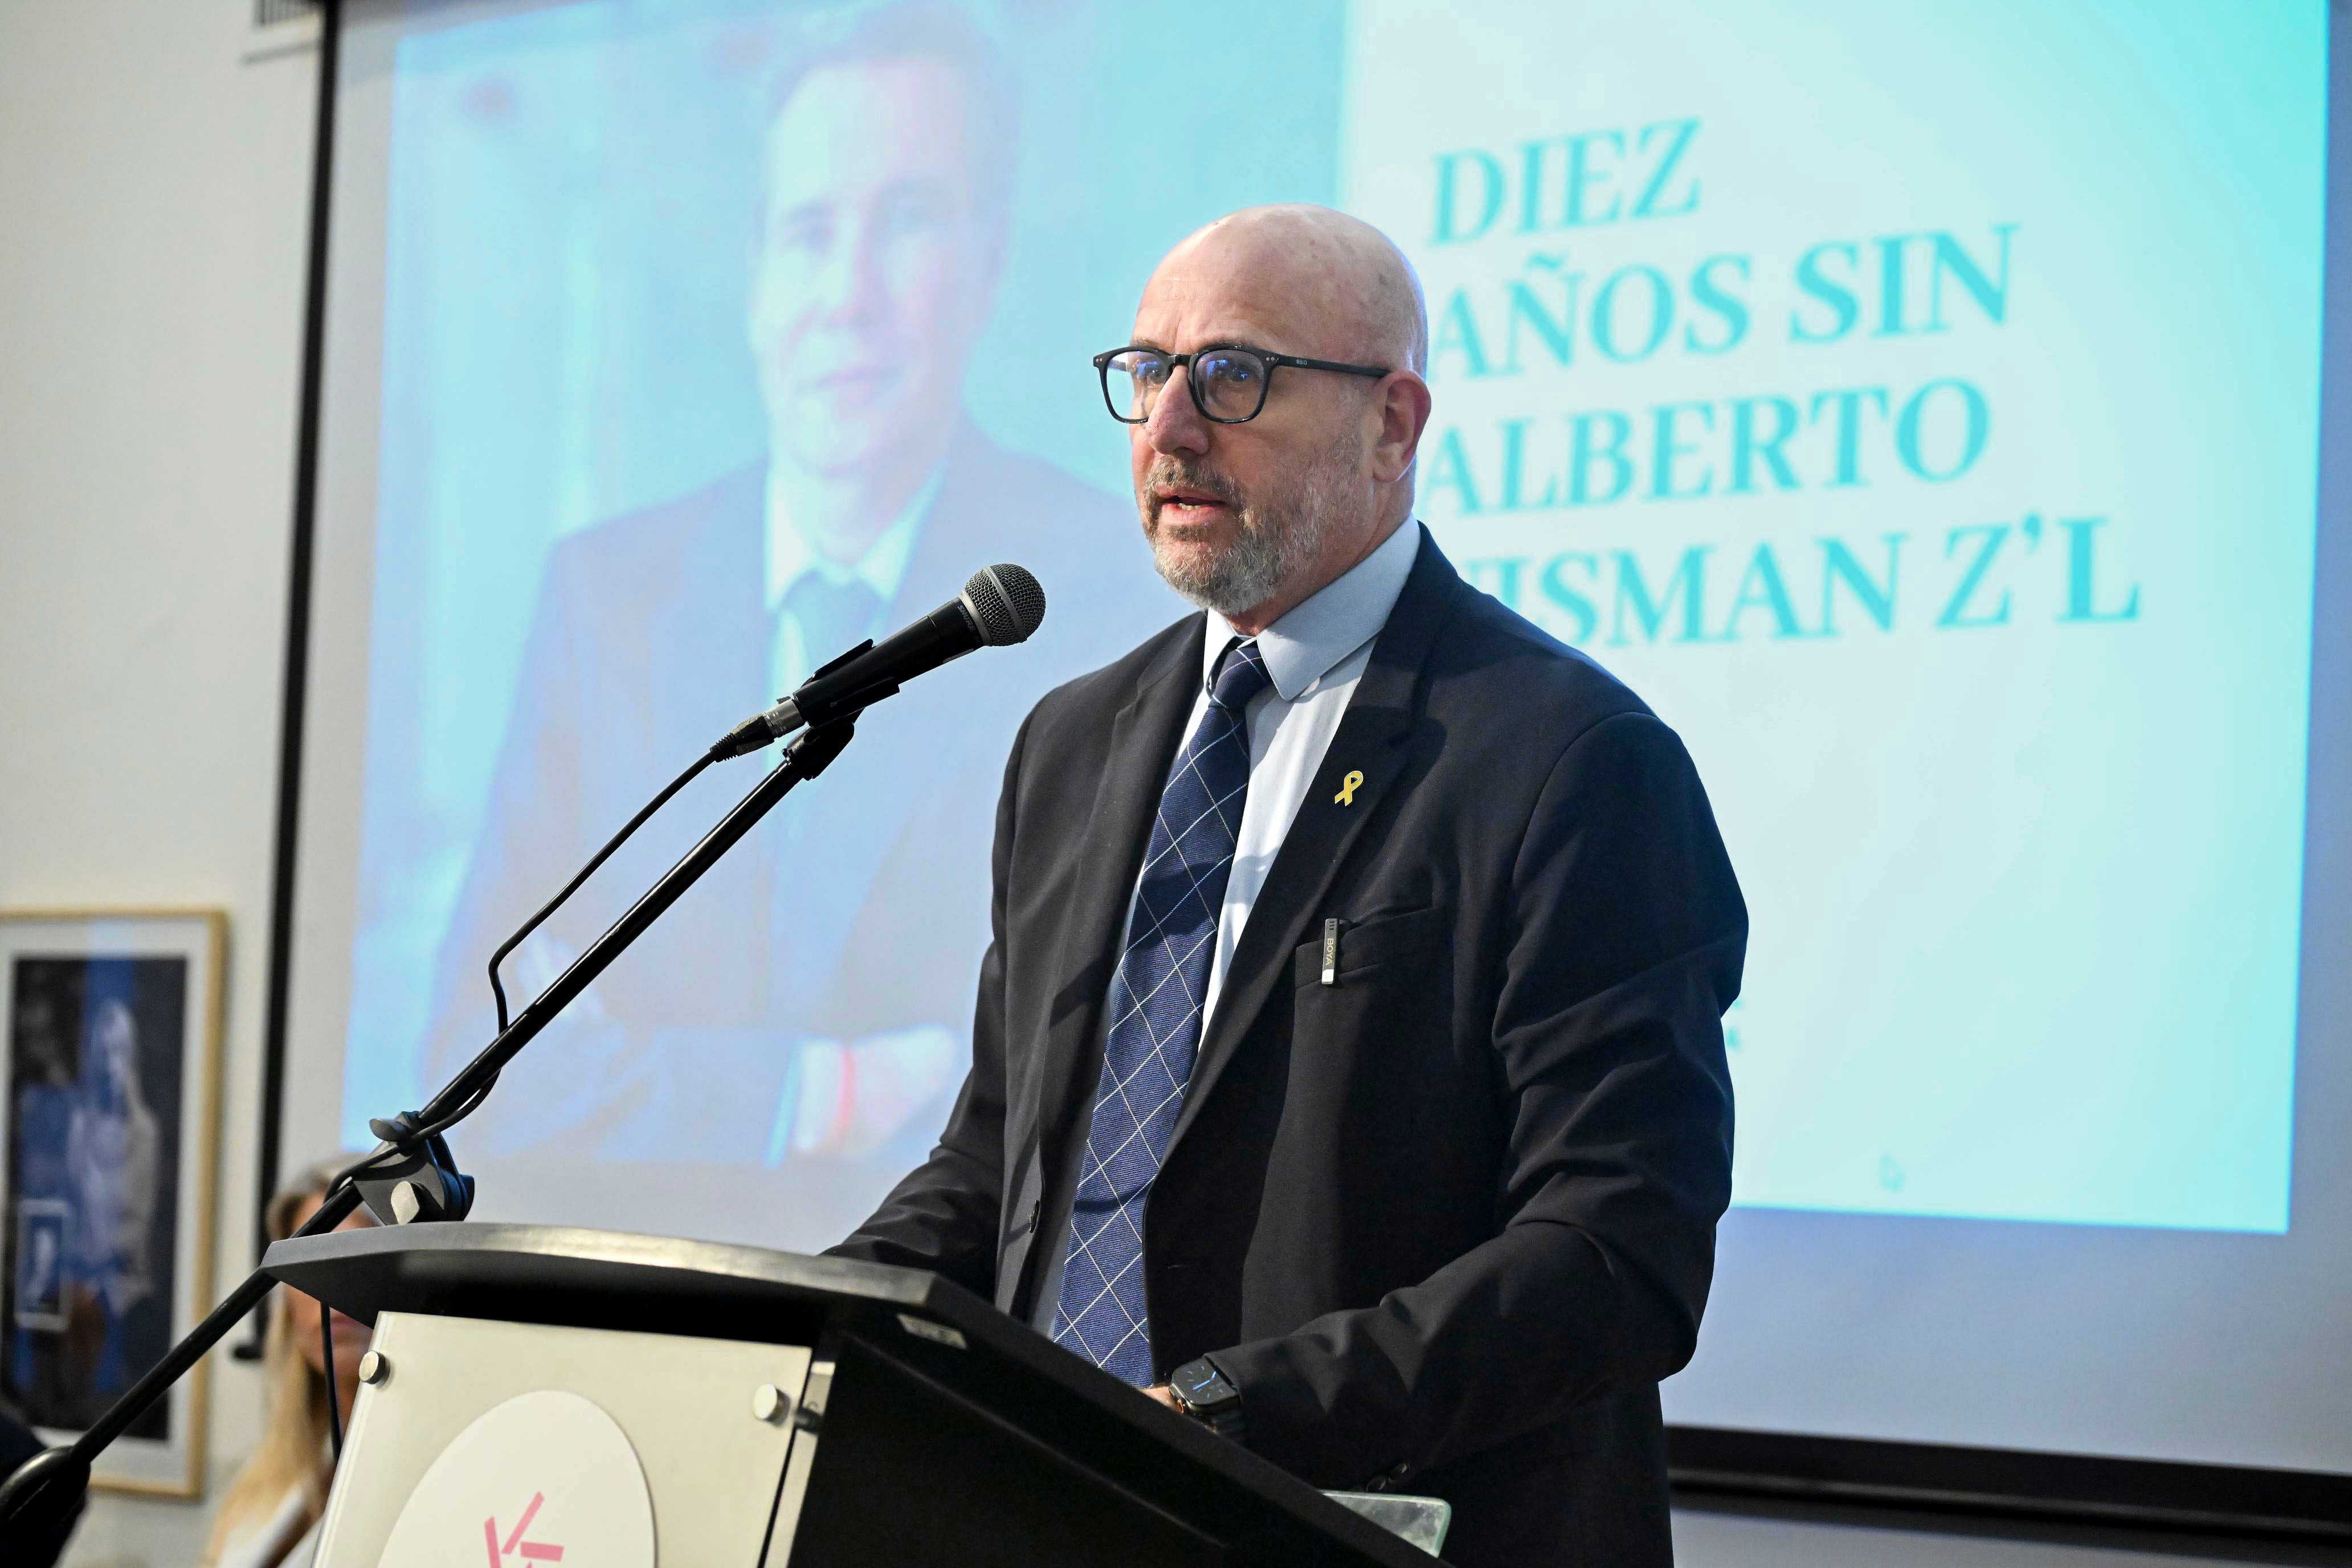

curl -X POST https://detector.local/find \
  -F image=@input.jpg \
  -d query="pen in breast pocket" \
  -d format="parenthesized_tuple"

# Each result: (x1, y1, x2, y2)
(1321, 918, 1343, 986)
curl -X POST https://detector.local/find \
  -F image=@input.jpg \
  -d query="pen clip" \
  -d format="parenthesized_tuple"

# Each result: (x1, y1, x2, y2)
(1321, 917, 1342, 986)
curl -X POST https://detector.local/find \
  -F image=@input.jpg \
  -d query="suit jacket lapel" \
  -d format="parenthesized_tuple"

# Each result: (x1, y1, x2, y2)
(1166, 528, 1464, 1156)
(654, 467, 769, 748)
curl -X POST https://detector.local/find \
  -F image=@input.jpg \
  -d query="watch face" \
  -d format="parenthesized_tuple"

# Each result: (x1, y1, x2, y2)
(1174, 1360, 1231, 1407)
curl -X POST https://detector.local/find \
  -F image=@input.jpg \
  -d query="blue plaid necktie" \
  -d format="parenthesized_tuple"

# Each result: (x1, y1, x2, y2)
(1053, 638, 1272, 1384)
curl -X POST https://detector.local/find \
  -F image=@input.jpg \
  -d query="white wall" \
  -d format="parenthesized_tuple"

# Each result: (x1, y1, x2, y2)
(0, 1, 317, 1563)
(0, 4, 2324, 1567)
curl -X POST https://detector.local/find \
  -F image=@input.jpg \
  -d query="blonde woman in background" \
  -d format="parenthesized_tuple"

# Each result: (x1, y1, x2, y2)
(201, 1162, 377, 1568)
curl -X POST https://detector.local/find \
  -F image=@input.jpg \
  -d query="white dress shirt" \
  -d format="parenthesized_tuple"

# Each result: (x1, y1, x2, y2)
(1167, 513, 1422, 1027)
(1031, 516, 1421, 1332)
(762, 463, 941, 699)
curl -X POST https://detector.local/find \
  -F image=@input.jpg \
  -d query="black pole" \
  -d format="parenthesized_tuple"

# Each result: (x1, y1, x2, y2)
(91, 1187, 361, 1462)
(415, 720, 852, 1129)
(0, 721, 856, 1549)
(253, 0, 346, 1322)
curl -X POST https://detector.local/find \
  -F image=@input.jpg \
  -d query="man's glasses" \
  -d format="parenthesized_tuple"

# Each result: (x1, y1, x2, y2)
(1093, 344, 1390, 426)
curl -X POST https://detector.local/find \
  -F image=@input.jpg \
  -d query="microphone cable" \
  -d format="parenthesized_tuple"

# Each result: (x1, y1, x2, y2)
(308, 747, 722, 1458)
(321, 1304, 343, 1464)
(486, 751, 714, 1033)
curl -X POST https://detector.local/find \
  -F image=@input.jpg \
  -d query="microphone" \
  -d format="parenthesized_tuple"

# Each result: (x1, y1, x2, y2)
(712, 564, 1046, 760)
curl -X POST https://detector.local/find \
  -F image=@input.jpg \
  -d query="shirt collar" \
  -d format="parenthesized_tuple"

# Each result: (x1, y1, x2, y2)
(763, 462, 944, 614)
(1204, 516, 1421, 701)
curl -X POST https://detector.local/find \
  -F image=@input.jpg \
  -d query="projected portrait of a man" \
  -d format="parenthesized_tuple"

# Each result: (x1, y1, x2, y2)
(744, 11, 1016, 596)
(423, 1, 1169, 1195)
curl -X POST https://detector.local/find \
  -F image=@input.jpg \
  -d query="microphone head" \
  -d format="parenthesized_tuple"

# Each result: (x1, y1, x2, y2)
(961, 564, 1046, 646)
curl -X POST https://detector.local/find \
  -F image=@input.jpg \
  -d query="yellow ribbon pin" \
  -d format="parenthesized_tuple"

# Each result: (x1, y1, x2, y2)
(1334, 769, 1364, 807)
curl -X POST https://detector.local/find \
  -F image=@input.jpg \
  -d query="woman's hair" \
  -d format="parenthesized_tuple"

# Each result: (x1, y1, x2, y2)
(199, 1159, 348, 1568)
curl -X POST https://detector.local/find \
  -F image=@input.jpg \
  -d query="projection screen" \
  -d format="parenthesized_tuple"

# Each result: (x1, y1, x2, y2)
(271, 0, 2349, 1529)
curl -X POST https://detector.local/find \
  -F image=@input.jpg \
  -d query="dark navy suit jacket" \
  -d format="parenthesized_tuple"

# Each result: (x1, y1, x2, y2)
(833, 530, 1746, 1567)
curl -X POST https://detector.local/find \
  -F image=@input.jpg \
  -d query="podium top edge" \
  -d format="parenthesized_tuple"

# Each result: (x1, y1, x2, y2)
(262, 1221, 966, 1327)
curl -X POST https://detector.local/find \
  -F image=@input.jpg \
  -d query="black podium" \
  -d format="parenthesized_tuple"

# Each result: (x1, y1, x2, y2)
(262, 1224, 1441, 1566)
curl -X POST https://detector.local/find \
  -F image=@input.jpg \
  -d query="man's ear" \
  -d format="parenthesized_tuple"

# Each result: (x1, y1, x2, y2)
(1370, 371, 1434, 485)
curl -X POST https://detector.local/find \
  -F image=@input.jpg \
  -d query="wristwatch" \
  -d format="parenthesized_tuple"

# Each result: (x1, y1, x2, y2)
(1167, 1357, 1247, 1442)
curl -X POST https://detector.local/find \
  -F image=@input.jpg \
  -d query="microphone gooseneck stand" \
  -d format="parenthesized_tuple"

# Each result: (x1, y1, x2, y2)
(0, 719, 859, 1547)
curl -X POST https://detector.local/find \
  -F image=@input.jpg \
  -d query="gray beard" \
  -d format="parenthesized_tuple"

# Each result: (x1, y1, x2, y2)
(1149, 430, 1361, 618)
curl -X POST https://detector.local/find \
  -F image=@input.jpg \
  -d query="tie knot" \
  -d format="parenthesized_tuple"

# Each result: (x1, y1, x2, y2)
(1208, 638, 1272, 712)
(782, 571, 884, 666)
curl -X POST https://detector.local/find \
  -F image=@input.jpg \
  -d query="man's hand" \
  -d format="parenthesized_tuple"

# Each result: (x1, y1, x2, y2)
(1144, 1384, 1182, 1412)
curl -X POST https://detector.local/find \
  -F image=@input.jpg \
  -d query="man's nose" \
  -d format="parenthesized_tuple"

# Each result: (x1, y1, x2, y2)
(1143, 363, 1211, 457)
(813, 224, 886, 324)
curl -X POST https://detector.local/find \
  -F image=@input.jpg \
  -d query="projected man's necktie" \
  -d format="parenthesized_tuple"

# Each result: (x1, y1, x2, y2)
(780, 571, 884, 696)
(767, 571, 883, 1019)
(1054, 638, 1271, 1385)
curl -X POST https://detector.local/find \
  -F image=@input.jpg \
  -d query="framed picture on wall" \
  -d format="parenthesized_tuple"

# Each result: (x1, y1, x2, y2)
(0, 909, 226, 1497)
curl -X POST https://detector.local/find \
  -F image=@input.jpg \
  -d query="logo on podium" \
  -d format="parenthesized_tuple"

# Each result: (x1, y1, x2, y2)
(377, 1390, 654, 1568)
(485, 1489, 566, 1563)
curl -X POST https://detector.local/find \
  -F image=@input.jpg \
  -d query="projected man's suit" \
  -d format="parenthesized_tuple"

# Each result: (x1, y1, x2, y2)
(420, 4, 1173, 1168)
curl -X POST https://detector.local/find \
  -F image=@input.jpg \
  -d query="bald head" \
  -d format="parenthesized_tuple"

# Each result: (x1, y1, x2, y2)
(1122, 205, 1435, 633)
(1153, 205, 1428, 377)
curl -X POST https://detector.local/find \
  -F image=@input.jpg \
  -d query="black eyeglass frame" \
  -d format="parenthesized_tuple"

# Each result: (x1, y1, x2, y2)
(1092, 342, 1391, 425)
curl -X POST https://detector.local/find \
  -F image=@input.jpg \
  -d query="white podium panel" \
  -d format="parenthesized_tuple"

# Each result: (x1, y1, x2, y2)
(312, 1312, 811, 1567)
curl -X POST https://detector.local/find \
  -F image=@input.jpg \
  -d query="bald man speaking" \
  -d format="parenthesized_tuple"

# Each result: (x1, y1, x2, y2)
(830, 206, 1746, 1566)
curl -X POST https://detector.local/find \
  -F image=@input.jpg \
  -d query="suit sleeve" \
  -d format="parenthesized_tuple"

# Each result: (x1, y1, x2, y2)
(1208, 710, 1746, 1487)
(822, 709, 1030, 1298)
